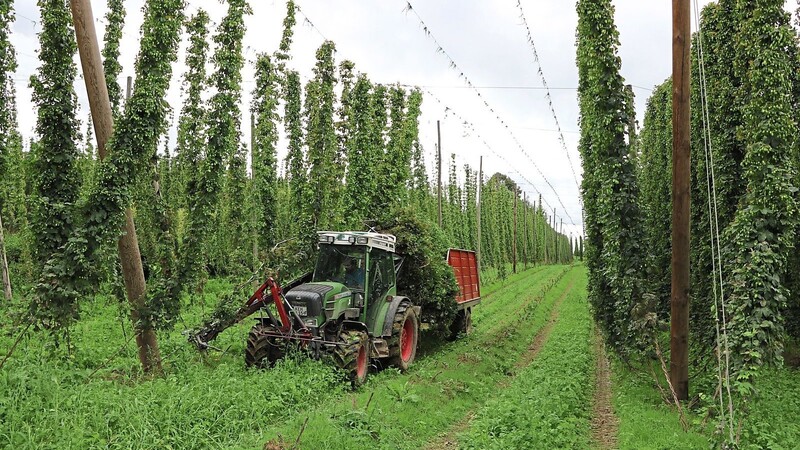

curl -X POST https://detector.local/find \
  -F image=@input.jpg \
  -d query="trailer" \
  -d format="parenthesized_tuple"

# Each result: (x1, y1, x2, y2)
(446, 248, 481, 338)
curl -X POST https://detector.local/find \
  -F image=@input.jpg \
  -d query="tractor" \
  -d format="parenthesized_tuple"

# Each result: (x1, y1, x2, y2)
(191, 231, 480, 386)
(248, 231, 418, 386)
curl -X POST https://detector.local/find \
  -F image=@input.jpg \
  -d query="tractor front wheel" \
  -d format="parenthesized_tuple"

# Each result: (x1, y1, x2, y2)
(387, 301, 419, 371)
(332, 329, 370, 387)
(245, 323, 286, 368)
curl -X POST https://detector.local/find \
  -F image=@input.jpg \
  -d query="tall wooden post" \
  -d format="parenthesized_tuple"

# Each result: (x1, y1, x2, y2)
(552, 208, 557, 264)
(512, 191, 518, 274)
(71, 0, 161, 373)
(437, 120, 443, 228)
(0, 212, 11, 300)
(476, 156, 482, 275)
(540, 195, 546, 263)
(126, 76, 132, 107)
(671, 0, 691, 401)
(523, 192, 528, 269)
(251, 112, 258, 268)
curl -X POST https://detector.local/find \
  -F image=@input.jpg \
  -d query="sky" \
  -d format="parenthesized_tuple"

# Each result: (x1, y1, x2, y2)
(8, 0, 797, 239)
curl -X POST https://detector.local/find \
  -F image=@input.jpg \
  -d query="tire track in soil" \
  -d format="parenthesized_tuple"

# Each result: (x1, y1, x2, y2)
(423, 272, 577, 450)
(590, 328, 619, 450)
(477, 266, 571, 341)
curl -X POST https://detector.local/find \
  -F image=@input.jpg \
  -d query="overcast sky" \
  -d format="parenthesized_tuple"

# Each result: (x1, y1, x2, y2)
(9, 0, 797, 238)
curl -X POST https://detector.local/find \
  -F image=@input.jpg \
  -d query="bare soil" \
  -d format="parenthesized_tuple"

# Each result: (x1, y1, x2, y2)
(590, 329, 619, 449)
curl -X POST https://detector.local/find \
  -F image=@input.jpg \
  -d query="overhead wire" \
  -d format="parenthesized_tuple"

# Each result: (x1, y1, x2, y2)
(401, 1, 577, 226)
(513, 0, 581, 197)
(421, 87, 555, 213)
(292, 1, 566, 224)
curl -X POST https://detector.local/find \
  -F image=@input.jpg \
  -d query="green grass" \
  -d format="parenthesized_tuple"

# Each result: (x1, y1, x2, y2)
(738, 367, 800, 449)
(8, 261, 798, 449)
(458, 267, 593, 449)
(0, 265, 563, 449)
(610, 360, 708, 449)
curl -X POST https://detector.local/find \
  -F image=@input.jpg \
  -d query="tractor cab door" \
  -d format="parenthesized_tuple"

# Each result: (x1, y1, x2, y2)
(367, 249, 396, 308)
(366, 248, 396, 318)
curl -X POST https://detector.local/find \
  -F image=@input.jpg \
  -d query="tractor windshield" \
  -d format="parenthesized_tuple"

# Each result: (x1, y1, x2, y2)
(313, 245, 367, 291)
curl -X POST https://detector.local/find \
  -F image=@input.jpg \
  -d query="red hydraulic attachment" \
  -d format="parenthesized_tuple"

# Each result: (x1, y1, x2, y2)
(246, 277, 292, 333)
(190, 272, 315, 350)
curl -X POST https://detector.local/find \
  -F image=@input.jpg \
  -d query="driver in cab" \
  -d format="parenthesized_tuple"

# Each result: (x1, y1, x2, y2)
(344, 258, 364, 289)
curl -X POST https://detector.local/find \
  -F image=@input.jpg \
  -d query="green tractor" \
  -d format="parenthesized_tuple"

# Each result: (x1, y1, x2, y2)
(244, 232, 419, 386)
(191, 231, 480, 386)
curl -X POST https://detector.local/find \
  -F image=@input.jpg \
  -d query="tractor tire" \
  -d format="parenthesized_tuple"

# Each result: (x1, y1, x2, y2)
(244, 323, 286, 369)
(332, 329, 370, 387)
(387, 300, 419, 371)
(448, 308, 473, 341)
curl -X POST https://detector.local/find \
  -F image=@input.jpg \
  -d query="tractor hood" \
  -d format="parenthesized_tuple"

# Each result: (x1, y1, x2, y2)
(285, 282, 351, 321)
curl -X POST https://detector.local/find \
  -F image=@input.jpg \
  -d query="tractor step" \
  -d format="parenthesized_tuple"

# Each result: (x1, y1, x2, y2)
(371, 338, 389, 358)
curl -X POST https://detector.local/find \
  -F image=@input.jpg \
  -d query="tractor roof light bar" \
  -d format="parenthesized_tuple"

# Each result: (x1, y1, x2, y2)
(317, 231, 397, 253)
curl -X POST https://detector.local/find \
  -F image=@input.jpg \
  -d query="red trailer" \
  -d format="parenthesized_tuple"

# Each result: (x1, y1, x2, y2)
(446, 248, 481, 338)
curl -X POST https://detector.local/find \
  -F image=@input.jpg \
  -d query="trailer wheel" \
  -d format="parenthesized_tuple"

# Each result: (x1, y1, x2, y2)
(387, 301, 419, 371)
(332, 329, 369, 387)
(448, 308, 473, 341)
(244, 323, 285, 369)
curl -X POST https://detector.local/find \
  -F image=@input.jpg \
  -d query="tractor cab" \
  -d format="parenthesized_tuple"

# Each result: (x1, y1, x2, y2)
(311, 232, 399, 322)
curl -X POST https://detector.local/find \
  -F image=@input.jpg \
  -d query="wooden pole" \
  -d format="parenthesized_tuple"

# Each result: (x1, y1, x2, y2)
(72, 0, 113, 160)
(560, 219, 564, 263)
(0, 212, 11, 300)
(512, 191, 518, 274)
(126, 76, 132, 109)
(71, 0, 161, 373)
(552, 208, 557, 264)
(671, 0, 691, 401)
(437, 120, 443, 228)
(251, 112, 258, 268)
(523, 192, 528, 269)
(476, 155, 482, 275)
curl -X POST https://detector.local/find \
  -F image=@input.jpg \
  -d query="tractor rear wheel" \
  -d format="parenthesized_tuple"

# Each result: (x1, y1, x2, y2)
(387, 301, 419, 371)
(245, 323, 285, 369)
(332, 329, 370, 387)
(448, 308, 472, 341)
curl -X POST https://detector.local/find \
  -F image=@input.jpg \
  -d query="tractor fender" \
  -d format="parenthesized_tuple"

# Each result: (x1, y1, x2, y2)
(340, 320, 369, 334)
(382, 296, 413, 337)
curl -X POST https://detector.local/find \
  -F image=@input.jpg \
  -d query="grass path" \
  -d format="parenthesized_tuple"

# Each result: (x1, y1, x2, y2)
(423, 272, 577, 450)
(456, 267, 594, 449)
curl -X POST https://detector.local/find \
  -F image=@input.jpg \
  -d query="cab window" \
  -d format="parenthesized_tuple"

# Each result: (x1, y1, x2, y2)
(369, 250, 395, 301)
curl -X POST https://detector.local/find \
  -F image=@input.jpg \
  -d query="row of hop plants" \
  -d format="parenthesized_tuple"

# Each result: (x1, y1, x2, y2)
(580, 0, 800, 444)
(637, 0, 800, 377)
(0, 0, 574, 351)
